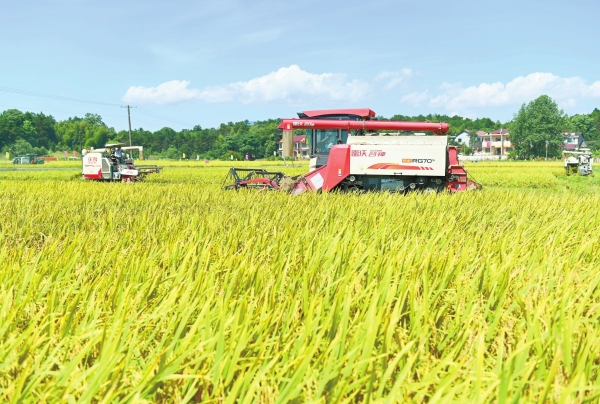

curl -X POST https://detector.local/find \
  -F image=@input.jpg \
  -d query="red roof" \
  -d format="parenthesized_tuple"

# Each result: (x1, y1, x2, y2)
(278, 135, 306, 143)
(301, 108, 376, 119)
(490, 129, 508, 134)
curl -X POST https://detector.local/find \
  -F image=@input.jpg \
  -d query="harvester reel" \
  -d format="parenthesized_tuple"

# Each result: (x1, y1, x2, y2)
(223, 168, 286, 191)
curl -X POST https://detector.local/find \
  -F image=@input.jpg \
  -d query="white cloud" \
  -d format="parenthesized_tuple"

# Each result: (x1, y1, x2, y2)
(123, 65, 370, 105)
(375, 68, 413, 90)
(199, 65, 370, 104)
(122, 80, 200, 105)
(402, 73, 600, 115)
(400, 91, 429, 106)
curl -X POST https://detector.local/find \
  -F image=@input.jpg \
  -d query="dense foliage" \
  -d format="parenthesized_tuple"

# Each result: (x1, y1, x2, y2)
(1, 98, 599, 159)
(0, 109, 57, 155)
(510, 95, 568, 158)
(0, 110, 286, 159)
(112, 120, 284, 160)
(385, 113, 503, 136)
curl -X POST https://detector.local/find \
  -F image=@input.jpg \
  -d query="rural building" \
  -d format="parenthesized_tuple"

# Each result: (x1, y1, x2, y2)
(452, 130, 471, 145)
(479, 129, 513, 156)
(278, 135, 309, 159)
(472, 131, 486, 153)
(563, 132, 585, 150)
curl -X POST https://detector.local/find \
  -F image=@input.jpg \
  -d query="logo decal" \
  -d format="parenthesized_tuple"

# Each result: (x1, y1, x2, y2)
(351, 149, 386, 157)
(403, 158, 435, 163)
(368, 163, 434, 170)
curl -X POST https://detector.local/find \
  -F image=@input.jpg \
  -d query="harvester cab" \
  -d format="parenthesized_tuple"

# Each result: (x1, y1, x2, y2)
(563, 148, 593, 176)
(82, 143, 162, 182)
(224, 108, 481, 194)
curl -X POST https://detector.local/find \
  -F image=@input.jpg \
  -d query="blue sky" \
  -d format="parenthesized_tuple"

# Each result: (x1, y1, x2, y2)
(1, 0, 599, 131)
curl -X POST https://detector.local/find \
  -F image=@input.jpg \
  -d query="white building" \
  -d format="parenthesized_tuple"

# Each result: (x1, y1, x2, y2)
(278, 135, 310, 159)
(453, 130, 471, 146)
(479, 129, 513, 156)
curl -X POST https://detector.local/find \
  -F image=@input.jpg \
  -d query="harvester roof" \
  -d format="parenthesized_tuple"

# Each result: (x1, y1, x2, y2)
(298, 108, 376, 119)
(277, 117, 450, 135)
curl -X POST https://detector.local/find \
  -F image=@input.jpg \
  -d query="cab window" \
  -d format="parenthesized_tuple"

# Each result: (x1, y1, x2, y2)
(305, 129, 312, 150)
(340, 129, 348, 144)
(315, 129, 339, 153)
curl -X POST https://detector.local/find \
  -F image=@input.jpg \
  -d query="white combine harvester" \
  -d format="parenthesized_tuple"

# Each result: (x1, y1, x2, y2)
(562, 148, 593, 176)
(82, 143, 161, 182)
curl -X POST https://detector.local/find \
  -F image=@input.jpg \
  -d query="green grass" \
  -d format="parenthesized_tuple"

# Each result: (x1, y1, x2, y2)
(1, 161, 599, 402)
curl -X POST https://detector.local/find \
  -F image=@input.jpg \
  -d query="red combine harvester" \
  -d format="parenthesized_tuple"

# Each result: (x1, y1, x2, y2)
(223, 108, 480, 194)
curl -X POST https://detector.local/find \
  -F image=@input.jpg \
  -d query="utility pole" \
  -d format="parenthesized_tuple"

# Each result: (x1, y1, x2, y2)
(121, 105, 137, 146)
(545, 140, 549, 161)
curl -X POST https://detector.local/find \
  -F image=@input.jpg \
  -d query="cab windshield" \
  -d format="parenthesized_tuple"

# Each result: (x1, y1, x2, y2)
(314, 129, 348, 154)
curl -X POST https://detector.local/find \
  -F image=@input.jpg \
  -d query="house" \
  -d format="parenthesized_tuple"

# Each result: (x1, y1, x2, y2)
(452, 130, 471, 145)
(563, 132, 585, 150)
(479, 129, 513, 156)
(472, 131, 487, 153)
(278, 135, 310, 159)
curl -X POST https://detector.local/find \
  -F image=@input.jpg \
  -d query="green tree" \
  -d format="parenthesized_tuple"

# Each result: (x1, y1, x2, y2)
(13, 138, 34, 155)
(84, 113, 105, 126)
(264, 140, 277, 157)
(163, 146, 180, 159)
(21, 120, 37, 143)
(26, 112, 57, 149)
(509, 95, 567, 158)
(388, 113, 502, 136)
(54, 114, 116, 150)
(591, 108, 600, 131)
(569, 114, 598, 141)
(0, 109, 25, 149)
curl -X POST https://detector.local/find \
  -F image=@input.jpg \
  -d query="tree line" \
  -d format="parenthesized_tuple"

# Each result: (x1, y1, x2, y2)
(1, 96, 599, 159)
(510, 95, 600, 158)
(0, 109, 284, 160)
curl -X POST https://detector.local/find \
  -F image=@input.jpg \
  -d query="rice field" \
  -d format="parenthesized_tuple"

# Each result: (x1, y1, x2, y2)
(1, 160, 600, 402)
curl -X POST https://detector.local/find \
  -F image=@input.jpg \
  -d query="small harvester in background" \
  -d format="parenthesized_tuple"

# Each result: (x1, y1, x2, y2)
(12, 153, 44, 164)
(82, 143, 162, 182)
(563, 148, 593, 176)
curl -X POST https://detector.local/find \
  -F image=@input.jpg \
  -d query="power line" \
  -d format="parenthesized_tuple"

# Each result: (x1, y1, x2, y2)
(0, 85, 121, 107)
(0, 85, 195, 128)
(0, 102, 175, 131)
(137, 107, 193, 127)
(0, 103, 126, 117)
(123, 117, 157, 129)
